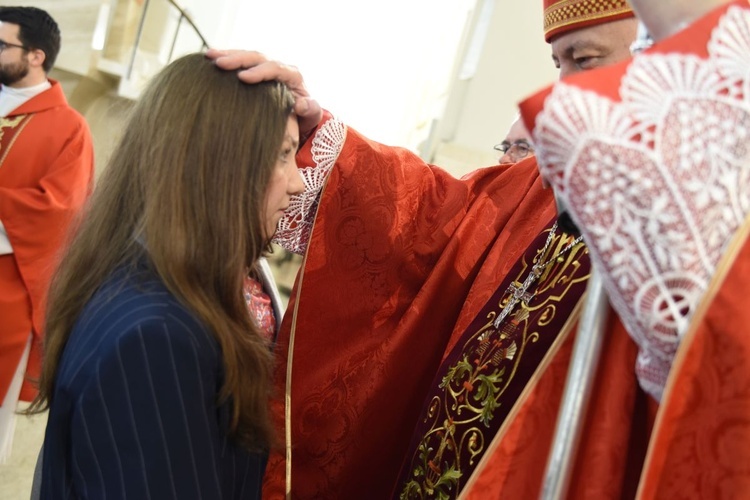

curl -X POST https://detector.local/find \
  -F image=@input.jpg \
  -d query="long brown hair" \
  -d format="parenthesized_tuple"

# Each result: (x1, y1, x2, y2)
(29, 53, 295, 450)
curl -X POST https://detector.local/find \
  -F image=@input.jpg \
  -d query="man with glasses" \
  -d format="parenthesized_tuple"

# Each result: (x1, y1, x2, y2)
(495, 115, 535, 164)
(0, 6, 93, 463)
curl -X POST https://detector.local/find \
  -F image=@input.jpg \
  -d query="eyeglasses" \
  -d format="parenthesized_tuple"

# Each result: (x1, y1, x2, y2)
(0, 39, 28, 53)
(493, 140, 534, 163)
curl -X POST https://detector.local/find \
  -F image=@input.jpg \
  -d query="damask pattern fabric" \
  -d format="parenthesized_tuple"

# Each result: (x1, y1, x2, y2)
(262, 111, 564, 499)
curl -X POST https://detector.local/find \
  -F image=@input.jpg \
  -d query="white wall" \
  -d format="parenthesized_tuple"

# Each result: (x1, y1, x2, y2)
(38, 0, 559, 178)
(222, 0, 475, 152)
(217, 0, 558, 176)
(432, 0, 558, 175)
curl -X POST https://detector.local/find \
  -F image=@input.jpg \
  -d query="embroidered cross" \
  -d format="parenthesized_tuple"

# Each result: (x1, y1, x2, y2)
(494, 273, 538, 328)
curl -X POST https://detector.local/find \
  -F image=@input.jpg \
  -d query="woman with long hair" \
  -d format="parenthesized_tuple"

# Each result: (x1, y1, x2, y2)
(29, 53, 303, 498)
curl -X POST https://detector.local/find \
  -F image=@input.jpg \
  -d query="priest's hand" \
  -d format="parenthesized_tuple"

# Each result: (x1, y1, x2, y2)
(206, 49, 323, 140)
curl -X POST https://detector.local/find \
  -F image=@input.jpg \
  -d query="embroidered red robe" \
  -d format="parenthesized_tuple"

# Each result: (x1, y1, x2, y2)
(0, 80, 94, 402)
(263, 110, 596, 498)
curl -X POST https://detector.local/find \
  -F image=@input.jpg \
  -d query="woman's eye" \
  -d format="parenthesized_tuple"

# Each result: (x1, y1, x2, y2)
(279, 147, 293, 161)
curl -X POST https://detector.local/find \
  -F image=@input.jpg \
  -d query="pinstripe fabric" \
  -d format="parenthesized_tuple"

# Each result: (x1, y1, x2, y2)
(40, 263, 267, 499)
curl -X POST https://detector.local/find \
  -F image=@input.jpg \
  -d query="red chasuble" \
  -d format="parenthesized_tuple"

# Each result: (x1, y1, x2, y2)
(262, 112, 586, 498)
(502, 1, 750, 497)
(0, 80, 94, 402)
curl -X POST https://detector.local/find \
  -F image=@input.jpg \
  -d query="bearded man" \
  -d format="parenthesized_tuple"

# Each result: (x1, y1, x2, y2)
(0, 6, 94, 462)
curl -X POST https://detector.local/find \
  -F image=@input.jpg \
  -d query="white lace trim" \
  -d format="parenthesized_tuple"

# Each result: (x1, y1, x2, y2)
(273, 117, 347, 254)
(533, 6, 750, 401)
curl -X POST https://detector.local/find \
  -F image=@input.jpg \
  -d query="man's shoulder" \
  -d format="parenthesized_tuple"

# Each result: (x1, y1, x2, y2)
(21, 102, 93, 155)
(30, 99, 88, 130)
(20, 81, 87, 127)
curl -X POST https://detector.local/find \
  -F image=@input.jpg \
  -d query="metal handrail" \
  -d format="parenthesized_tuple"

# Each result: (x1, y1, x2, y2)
(126, 0, 210, 82)
(166, 0, 209, 49)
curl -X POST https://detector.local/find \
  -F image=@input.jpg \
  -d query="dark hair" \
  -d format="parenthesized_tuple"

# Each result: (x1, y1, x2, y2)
(0, 6, 61, 72)
(30, 53, 296, 450)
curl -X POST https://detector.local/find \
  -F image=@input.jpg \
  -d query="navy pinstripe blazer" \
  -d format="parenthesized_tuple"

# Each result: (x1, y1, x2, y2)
(40, 262, 267, 499)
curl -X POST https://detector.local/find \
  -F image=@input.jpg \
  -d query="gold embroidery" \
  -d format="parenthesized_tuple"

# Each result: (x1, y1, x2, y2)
(0, 115, 24, 141)
(544, 0, 632, 38)
(0, 114, 31, 169)
(400, 232, 589, 499)
(493, 224, 582, 328)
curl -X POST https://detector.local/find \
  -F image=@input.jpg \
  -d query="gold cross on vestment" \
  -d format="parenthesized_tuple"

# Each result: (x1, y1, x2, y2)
(492, 223, 584, 329)
(493, 273, 538, 328)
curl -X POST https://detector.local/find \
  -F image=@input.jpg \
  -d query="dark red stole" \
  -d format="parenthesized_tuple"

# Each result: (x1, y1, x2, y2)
(394, 218, 590, 498)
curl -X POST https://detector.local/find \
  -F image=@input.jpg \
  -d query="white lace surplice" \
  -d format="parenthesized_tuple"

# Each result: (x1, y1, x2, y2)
(532, 6, 750, 401)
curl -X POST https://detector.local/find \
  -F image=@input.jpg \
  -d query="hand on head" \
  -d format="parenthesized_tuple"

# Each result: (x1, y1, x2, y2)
(206, 49, 323, 140)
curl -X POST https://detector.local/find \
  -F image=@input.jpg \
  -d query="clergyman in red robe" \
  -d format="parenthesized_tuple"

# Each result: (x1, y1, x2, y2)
(0, 6, 94, 460)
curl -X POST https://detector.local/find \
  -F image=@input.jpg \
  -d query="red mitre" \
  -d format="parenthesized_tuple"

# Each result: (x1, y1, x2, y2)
(544, 0, 635, 42)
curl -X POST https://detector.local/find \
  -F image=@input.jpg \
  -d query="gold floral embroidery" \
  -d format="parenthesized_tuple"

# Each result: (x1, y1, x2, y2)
(400, 233, 588, 499)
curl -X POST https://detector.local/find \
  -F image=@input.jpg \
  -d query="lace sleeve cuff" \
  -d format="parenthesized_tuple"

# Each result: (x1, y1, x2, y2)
(272, 114, 347, 255)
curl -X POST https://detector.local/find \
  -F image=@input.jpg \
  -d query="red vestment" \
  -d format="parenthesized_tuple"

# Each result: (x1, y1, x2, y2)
(462, 1, 750, 497)
(263, 112, 592, 498)
(0, 80, 94, 402)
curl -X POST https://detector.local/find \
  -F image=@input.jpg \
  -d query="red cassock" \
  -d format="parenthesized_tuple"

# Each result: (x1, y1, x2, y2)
(487, 0, 750, 497)
(0, 80, 94, 402)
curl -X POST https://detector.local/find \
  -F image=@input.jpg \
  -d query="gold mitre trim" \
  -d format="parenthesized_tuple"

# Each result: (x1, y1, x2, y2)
(544, 0, 634, 42)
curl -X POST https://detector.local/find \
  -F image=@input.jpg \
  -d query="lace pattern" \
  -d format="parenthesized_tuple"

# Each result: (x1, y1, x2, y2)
(273, 116, 347, 254)
(532, 6, 750, 400)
